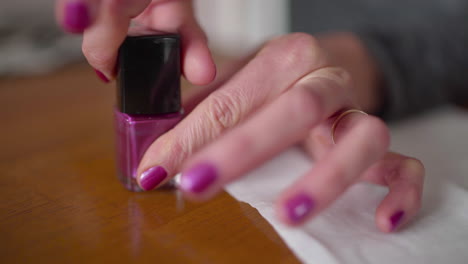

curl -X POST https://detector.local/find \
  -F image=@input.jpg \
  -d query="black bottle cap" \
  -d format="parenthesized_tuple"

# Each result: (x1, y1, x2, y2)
(117, 33, 181, 115)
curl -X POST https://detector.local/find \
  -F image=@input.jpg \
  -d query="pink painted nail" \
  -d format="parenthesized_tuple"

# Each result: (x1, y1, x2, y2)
(390, 210, 405, 231)
(139, 166, 168, 191)
(63, 1, 91, 34)
(94, 69, 110, 83)
(285, 193, 315, 223)
(285, 193, 315, 224)
(180, 163, 218, 193)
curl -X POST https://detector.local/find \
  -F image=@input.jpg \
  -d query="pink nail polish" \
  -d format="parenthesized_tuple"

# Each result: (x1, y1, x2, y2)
(63, 1, 91, 34)
(180, 163, 218, 193)
(94, 69, 110, 83)
(140, 166, 168, 191)
(390, 210, 405, 231)
(285, 193, 315, 224)
(115, 34, 183, 192)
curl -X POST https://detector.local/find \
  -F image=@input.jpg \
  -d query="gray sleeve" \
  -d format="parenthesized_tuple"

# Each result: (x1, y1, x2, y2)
(356, 23, 468, 121)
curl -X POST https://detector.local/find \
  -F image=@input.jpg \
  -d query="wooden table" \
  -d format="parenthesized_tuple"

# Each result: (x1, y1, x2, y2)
(0, 63, 299, 263)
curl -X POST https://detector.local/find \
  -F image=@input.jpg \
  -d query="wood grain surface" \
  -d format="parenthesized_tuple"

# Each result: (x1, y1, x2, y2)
(0, 63, 299, 264)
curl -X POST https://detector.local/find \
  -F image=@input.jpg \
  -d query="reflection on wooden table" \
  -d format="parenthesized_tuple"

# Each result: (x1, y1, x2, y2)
(0, 63, 299, 263)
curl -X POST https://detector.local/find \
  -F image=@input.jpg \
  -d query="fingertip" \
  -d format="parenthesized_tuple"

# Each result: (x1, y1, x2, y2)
(389, 210, 405, 231)
(82, 39, 119, 82)
(94, 69, 110, 83)
(374, 157, 424, 233)
(178, 162, 220, 201)
(275, 200, 301, 227)
(276, 192, 316, 227)
(183, 40, 217, 85)
(138, 166, 169, 191)
(61, 0, 92, 34)
(376, 205, 407, 233)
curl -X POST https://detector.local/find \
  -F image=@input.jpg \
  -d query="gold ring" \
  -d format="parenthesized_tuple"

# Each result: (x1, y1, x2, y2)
(331, 109, 368, 144)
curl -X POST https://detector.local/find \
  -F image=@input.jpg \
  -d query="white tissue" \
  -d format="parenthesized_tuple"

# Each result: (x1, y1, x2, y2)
(226, 107, 468, 264)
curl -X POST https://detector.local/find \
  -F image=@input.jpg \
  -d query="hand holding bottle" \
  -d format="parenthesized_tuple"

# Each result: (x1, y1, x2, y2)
(56, 0, 216, 85)
(137, 33, 424, 232)
(56, 1, 425, 233)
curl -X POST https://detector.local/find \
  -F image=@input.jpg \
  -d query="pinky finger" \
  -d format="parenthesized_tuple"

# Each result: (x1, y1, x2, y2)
(361, 153, 425, 232)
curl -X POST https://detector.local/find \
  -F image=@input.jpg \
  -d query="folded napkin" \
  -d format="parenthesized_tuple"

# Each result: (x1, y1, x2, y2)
(226, 107, 468, 264)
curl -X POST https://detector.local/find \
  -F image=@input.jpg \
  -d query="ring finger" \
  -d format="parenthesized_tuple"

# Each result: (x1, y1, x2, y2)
(277, 113, 390, 225)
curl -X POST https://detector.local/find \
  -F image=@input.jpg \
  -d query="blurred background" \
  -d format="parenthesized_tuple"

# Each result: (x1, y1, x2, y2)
(0, 0, 82, 76)
(2, 0, 466, 77)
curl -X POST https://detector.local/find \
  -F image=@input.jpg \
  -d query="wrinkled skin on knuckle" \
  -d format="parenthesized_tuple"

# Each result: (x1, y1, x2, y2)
(180, 115, 218, 153)
(206, 91, 244, 132)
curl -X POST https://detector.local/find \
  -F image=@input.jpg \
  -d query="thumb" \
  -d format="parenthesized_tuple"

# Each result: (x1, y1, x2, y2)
(135, 0, 216, 85)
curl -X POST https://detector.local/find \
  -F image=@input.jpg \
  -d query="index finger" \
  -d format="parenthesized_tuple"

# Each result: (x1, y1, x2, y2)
(136, 34, 329, 191)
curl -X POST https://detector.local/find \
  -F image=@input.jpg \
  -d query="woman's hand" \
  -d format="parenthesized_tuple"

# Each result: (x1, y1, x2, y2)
(55, 1, 424, 232)
(137, 33, 425, 233)
(55, 0, 216, 85)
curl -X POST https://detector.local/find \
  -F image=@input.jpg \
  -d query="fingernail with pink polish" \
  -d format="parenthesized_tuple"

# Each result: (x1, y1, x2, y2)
(63, 1, 91, 34)
(285, 193, 315, 224)
(95, 69, 110, 83)
(180, 163, 218, 193)
(390, 210, 405, 231)
(139, 166, 168, 191)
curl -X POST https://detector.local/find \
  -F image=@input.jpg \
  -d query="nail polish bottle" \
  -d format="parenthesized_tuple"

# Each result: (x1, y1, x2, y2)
(115, 34, 183, 192)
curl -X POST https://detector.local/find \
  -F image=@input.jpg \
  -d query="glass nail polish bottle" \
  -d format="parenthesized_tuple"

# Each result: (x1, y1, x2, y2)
(114, 34, 183, 192)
